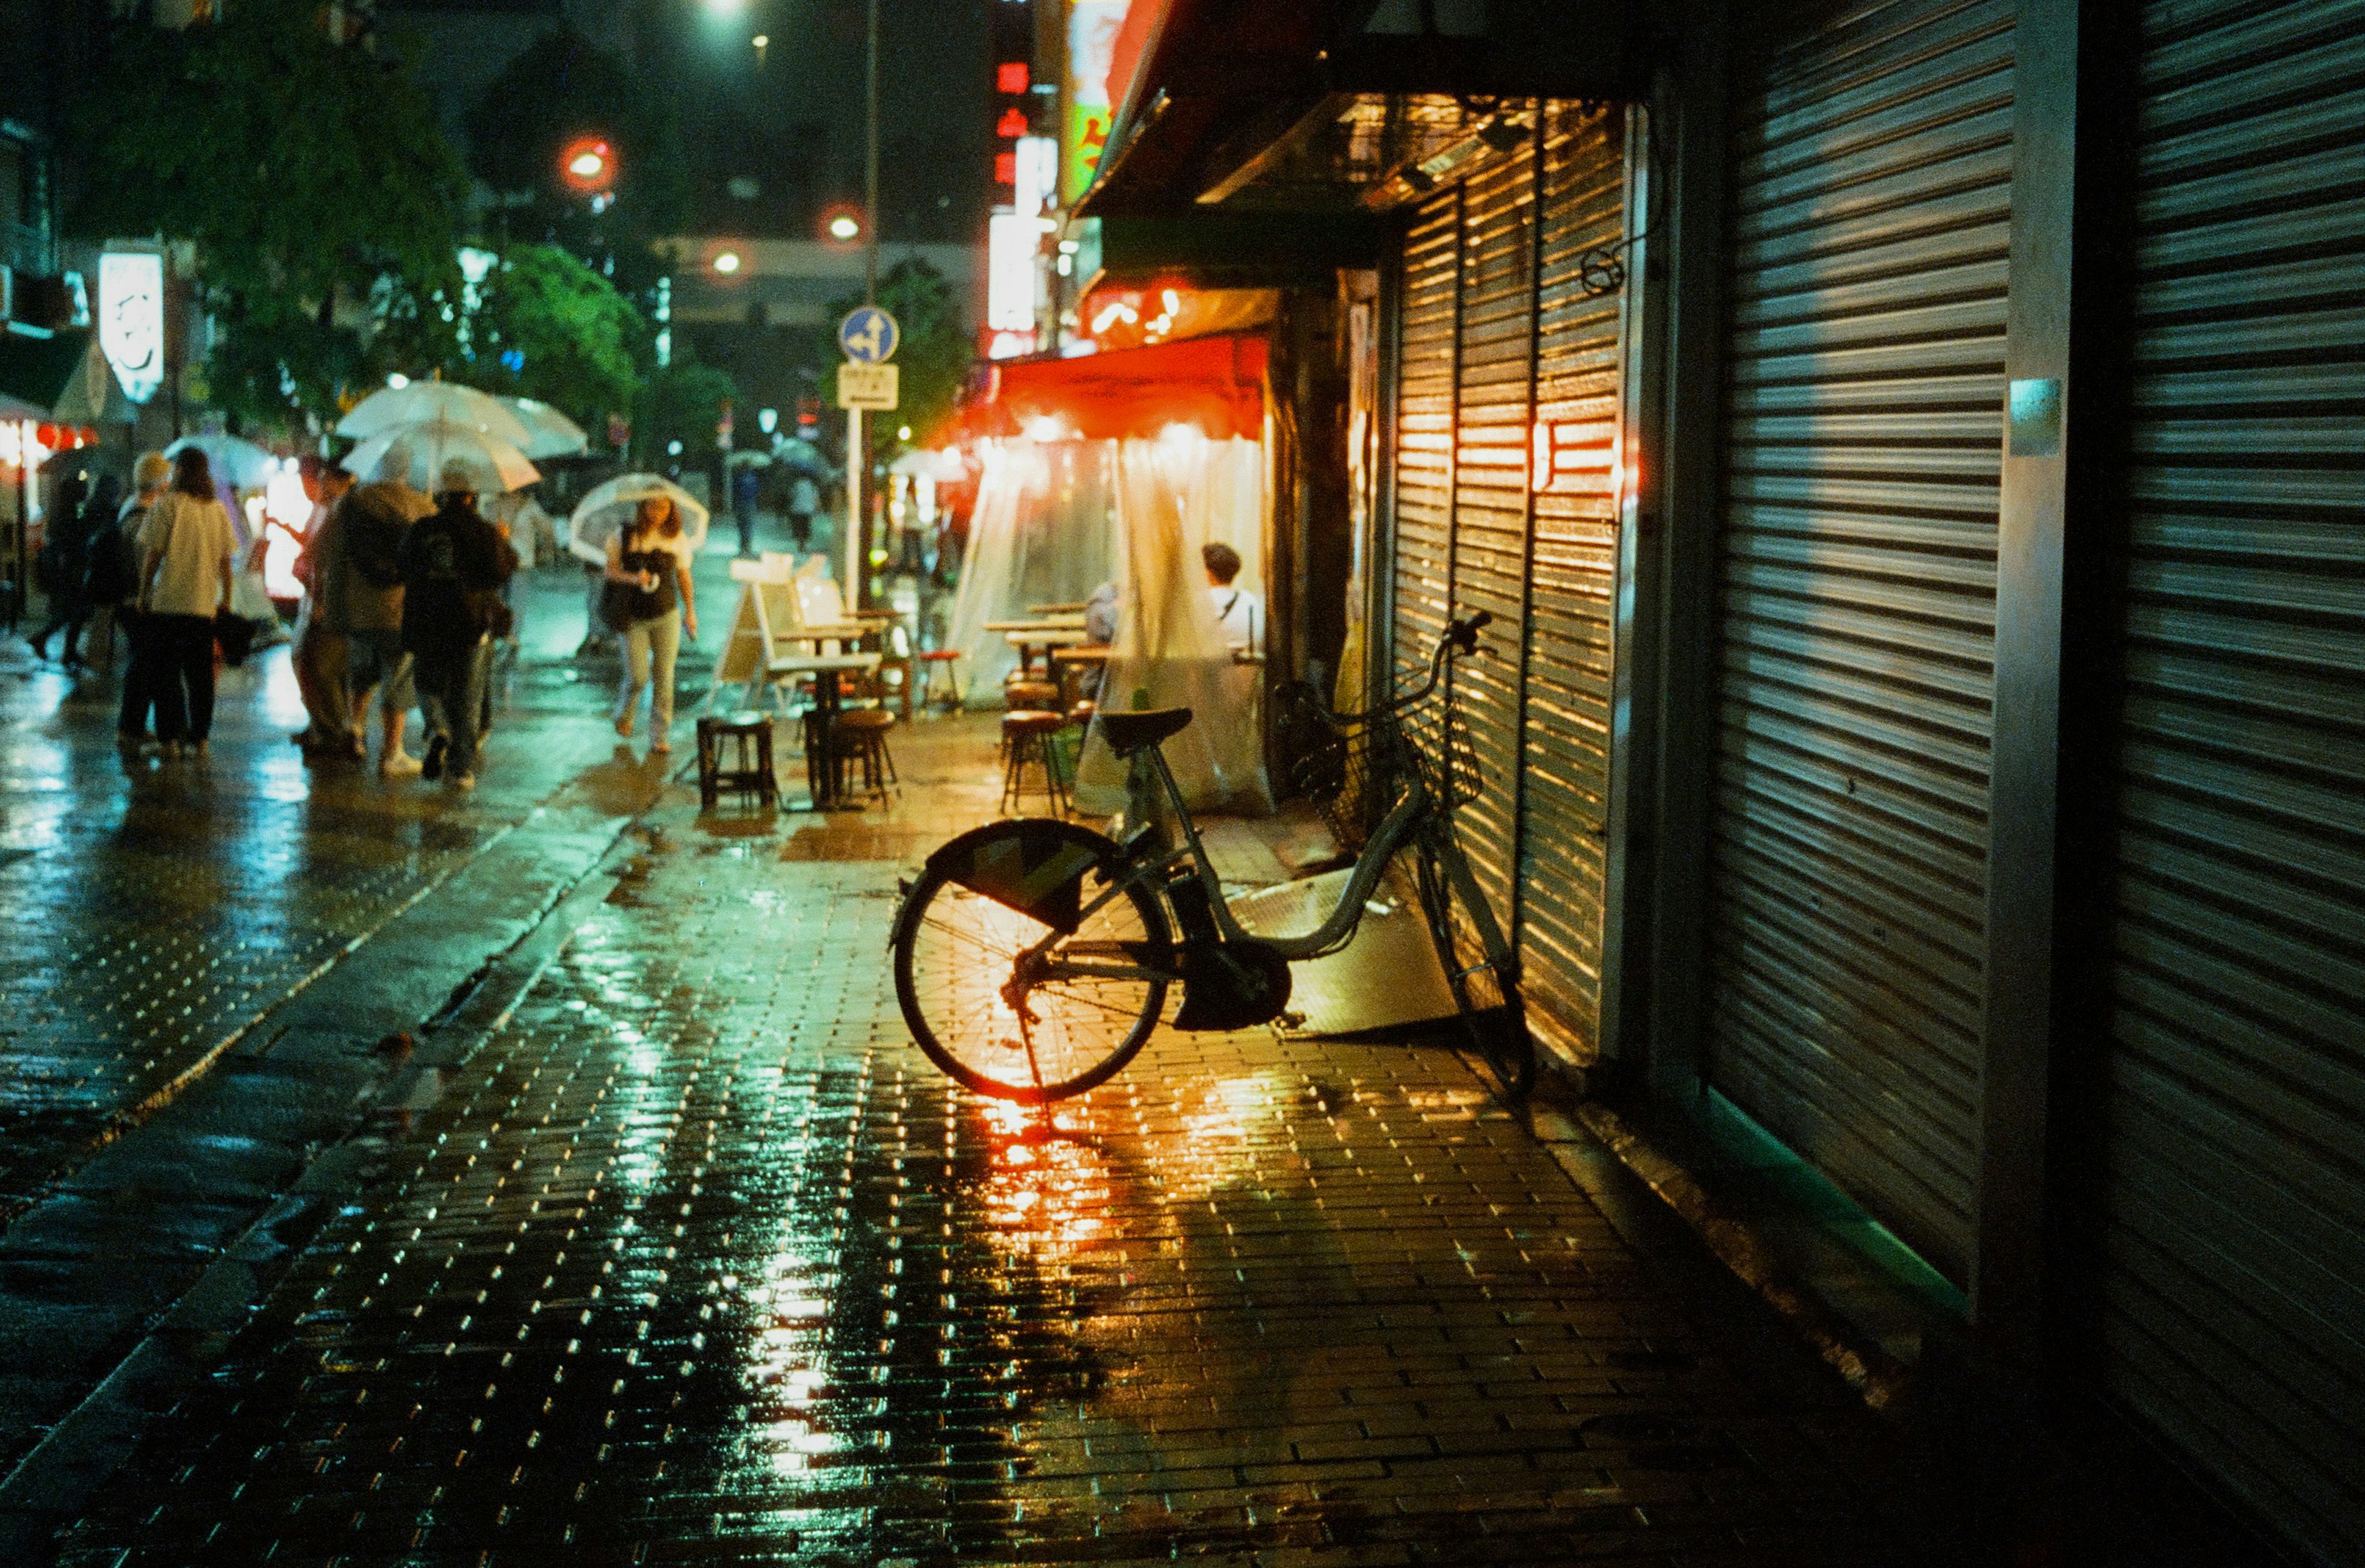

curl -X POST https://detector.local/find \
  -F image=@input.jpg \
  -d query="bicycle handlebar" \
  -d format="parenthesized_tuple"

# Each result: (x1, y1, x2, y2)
(1282, 612, 1493, 735)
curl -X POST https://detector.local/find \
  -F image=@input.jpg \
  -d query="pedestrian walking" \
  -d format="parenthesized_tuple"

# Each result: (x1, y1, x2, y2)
(787, 472, 818, 552)
(732, 463, 761, 558)
(28, 472, 95, 666)
(397, 459, 518, 791)
(325, 443, 434, 774)
(132, 447, 238, 756)
(109, 454, 171, 748)
(604, 494, 698, 755)
(289, 456, 357, 753)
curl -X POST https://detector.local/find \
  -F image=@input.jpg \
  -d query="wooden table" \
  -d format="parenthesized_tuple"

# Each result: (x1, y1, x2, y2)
(1028, 601, 1088, 616)
(766, 651, 883, 809)
(1050, 642, 1113, 708)
(987, 619, 1090, 677)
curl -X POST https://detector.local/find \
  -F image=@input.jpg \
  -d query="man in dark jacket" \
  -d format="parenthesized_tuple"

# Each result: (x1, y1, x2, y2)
(397, 459, 518, 790)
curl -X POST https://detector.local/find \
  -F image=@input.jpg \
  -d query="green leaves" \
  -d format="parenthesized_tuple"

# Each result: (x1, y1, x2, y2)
(459, 244, 648, 435)
(69, 0, 469, 428)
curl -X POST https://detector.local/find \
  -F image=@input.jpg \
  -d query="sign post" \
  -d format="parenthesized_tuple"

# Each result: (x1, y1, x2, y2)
(836, 308, 900, 605)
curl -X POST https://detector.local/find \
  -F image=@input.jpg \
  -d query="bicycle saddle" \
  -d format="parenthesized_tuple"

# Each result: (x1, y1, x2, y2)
(1098, 706, 1193, 756)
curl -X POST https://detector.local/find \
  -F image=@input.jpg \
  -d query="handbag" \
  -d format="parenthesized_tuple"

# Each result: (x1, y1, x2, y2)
(597, 579, 644, 632)
(213, 607, 259, 667)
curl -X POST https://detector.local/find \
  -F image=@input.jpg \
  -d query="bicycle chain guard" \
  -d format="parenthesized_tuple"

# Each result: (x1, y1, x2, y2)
(1173, 939, 1293, 1032)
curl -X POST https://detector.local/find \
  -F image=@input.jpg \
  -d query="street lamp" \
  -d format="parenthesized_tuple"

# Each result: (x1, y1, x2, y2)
(559, 136, 615, 197)
(713, 250, 742, 275)
(823, 208, 863, 244)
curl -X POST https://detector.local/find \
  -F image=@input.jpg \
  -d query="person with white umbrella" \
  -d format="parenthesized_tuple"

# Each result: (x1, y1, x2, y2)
(320, 442, 435, 772)
(397, 458, 519, 790)
(599, 490, 700, 755)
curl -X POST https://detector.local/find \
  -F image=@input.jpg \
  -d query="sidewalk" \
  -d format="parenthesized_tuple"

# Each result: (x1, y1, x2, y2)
(34, 714, 1938, 1567)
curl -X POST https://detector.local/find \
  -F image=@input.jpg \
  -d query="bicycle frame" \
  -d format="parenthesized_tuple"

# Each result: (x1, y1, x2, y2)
(1036, 696, 1516, 993)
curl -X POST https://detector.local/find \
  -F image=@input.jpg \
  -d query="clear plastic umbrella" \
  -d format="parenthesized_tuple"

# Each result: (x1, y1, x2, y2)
(164, 432, 280, 489)
(341, 416, 540, 493)
(337, 381, 533, 446)
(498, 397, 590, 459)
(564, 473, 711, 564)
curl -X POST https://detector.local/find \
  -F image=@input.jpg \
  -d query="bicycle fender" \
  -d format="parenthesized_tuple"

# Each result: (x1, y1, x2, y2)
(917, 819, 1117, 937)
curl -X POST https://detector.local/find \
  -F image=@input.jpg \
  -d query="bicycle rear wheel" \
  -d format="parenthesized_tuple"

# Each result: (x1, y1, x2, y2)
(892, 821, 1171, 1103)
(1412, 832, 1536, 1102)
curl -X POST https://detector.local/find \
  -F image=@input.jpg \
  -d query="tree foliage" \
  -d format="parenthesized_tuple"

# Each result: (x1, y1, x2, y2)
(633, 354, 740, 472)
(69, 0, 469, 429)
(463, 28, 689, 300)
(456, 244, 646, 435)
(830, 259, 972, 449)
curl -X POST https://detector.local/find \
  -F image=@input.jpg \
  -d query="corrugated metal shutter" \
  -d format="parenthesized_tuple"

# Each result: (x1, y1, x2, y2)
(1518, 105, 1626, 1055)
(1707, 0, 2015, 1286)
(2099, 6, 2365, 1559)
(1447, 145, 1537, 937)
(1392, 192, 1460, 703)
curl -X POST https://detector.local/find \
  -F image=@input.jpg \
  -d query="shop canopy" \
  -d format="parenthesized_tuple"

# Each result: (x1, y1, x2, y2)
(0, 328, 129, 427)
(983, 333, 1267, 443)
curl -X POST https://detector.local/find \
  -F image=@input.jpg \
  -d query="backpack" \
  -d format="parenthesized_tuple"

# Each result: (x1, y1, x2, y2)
(83, 512, 142, 605)
(343, 488, 408, 590)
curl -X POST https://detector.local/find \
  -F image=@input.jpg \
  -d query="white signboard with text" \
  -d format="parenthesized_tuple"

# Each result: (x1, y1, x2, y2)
(98, 251, 165, 405)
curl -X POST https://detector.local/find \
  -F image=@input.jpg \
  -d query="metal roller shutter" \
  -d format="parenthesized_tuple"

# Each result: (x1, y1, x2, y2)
(1708, 0, 2015, 1285)
(1518, 105, 1626, 1055)
(2100, 6, 2365, 1558)
(1392, 192, 1461, 703)
(1448, 144, 1537, 934)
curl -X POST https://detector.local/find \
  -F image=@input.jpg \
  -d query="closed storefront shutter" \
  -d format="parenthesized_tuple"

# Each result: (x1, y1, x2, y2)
(1447, 145, 1538, 936)
(1392, 193, 1460, 702)
(1518, 106, 1626, 1054)
(1708, 0, 2015, 1286)
(2099, 5, 2365, 1558)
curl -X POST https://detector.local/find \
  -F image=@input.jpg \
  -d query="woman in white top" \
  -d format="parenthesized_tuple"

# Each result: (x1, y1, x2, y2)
(604, 495, 698, 754)
(135, 447, 240, 754)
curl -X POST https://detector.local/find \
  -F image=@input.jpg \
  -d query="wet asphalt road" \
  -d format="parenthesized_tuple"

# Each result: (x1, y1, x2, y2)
(2, 537, 1941, 1566)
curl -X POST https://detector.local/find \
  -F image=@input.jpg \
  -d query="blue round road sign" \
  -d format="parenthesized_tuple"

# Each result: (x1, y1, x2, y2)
(839, 307, 899, 365)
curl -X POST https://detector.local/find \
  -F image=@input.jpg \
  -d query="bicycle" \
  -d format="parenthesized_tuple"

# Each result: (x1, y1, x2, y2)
(888, 612, 1535, 1105)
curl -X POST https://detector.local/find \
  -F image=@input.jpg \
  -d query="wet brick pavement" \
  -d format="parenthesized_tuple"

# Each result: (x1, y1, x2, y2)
(0, 569, 663, 1221)
(50, 723, 1923, 1567)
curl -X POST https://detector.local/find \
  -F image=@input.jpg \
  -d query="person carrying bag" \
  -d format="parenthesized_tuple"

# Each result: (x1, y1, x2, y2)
(134, 448, 238, 756)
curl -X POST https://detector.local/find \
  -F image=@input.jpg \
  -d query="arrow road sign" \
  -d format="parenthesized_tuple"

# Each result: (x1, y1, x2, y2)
(839, 306, 900, 365)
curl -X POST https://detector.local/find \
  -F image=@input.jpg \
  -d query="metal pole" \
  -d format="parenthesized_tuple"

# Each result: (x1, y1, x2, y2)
(865, 0, 879, 305)
(850, 0, 878, 605)
(844, 406, 863, 602)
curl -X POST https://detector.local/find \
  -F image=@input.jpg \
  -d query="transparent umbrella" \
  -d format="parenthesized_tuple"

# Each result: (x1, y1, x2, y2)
(337, 381, 533, 447)
(341, 416, 540, 494)
(564, 473, 711, 564)
(498, 397, 590, 459)
(164, 432, 279, 490)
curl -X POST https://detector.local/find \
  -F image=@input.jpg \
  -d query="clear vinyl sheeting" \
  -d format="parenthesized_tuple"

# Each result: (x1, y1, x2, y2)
(944, 432, 1271, 814)
(1074, 433, 1271, 817)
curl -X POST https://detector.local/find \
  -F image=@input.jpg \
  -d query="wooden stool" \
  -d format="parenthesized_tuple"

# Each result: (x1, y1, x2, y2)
(1000, 710, 1070, 817)
(830, 708, 899, 803)
(695, 712, 777, 808)
(913, 649, 964, 712)
(1004, 679, 1061, 711)
(1067, 699, 1096, 727)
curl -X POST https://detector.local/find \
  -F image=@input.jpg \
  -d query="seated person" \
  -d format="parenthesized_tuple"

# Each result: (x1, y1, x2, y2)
(1203, 543, 1263, 649)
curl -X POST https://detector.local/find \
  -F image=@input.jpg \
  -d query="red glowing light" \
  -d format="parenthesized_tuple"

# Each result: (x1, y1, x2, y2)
(996, 107, 1030, 139)
(559, 137, 615, 194)
(996, 62, 1029, 94)
(995, 152, 1018, 185)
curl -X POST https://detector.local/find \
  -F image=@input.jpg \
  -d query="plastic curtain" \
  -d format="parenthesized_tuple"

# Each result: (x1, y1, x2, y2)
(940, 439, 1123, 701)
(1073, 434, 1274, 817)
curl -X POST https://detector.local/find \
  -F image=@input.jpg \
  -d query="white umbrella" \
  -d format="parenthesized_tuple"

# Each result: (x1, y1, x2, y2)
(498, 397, 590, 459)
(888, 447, 966, 482)
(164, 433, 280, 490)
(565, 473, 710, 564)
(337, 380, 533, 447)
(341, 416, 540, 494)
(725, 450, 773, 469)
(771, 437, 834, 478)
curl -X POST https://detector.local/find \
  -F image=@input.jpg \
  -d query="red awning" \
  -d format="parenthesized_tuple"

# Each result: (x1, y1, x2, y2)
(985, 333, 1267, 442)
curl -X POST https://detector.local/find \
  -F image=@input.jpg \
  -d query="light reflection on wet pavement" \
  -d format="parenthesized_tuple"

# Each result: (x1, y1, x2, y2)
(52, 759, 1912, 1567)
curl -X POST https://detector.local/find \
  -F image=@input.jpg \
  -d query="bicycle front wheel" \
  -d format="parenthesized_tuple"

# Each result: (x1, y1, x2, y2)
(892, 821, 1171, 1103)
(1412, 833, 1536, 1101)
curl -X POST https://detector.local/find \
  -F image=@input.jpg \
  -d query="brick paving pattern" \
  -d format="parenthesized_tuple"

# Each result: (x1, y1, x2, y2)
(57, 782, 1908, 1566)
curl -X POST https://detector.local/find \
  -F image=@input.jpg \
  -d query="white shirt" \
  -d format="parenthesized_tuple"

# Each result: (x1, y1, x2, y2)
(1210, 584, 1263, 647)
(139, 492, 238, 617)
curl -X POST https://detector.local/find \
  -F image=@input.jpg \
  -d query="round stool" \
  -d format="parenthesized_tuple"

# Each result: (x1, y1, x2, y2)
(913, 649, 964, 713)
(1000, 710, 1070, 817)
(1004, 679, 1061, 711)
(695, 712, 778, 808)
(830, 708, 899, 803)
(1067, 699, 1097, 727)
